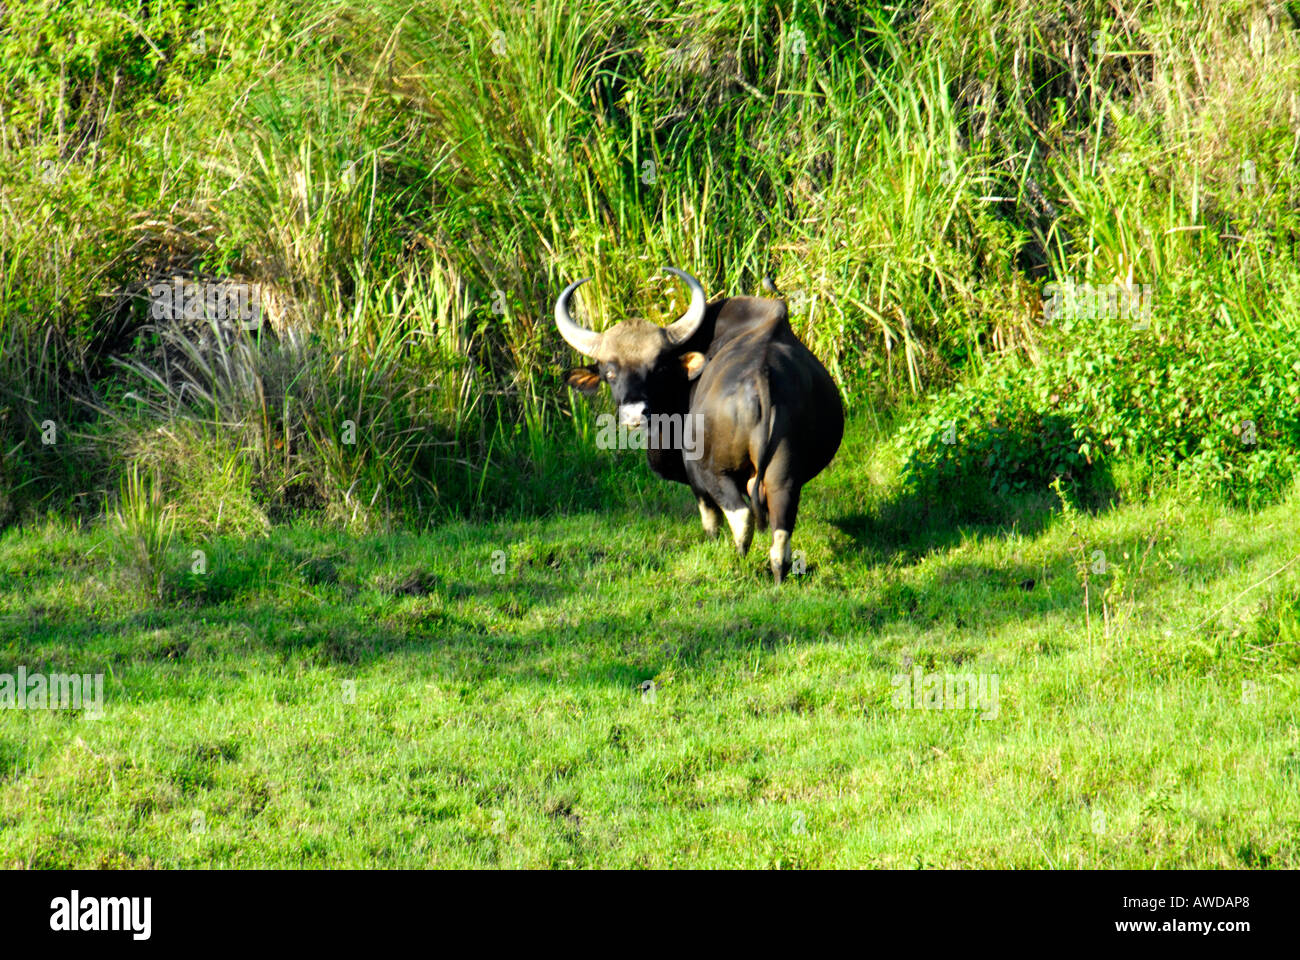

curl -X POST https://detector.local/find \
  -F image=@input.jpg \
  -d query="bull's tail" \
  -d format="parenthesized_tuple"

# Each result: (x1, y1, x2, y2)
(750, 370, 778, 529)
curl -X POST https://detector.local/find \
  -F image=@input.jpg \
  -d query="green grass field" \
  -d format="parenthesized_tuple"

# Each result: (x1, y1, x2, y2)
(3, 1, 1300, 870)
(4, 419, 1297, 868)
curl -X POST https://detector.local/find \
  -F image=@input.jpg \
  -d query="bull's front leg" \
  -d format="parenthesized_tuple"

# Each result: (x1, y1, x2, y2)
(687, 469, 754, 555)
(723, 506, 754, 555)
(696, 496, 724, 539)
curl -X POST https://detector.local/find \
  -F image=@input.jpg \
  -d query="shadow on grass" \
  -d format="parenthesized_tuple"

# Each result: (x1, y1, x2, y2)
(18, 450, 1296, 710)
(830, 415, 1120, 565)
(1, 548, 1096, 698)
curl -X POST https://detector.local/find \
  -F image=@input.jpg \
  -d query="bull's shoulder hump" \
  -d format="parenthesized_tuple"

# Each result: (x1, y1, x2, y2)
(709, 296, 790, 352)
(716, 295, 788, 323)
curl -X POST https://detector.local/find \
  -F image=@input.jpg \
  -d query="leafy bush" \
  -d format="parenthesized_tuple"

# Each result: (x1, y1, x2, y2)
(902, 290, 1300, 509)
(899, 373, 1105, 514)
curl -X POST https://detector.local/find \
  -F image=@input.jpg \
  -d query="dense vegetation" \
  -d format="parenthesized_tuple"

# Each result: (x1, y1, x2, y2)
(1, 1, 1298, 867)
(4, 0, 1299, 528)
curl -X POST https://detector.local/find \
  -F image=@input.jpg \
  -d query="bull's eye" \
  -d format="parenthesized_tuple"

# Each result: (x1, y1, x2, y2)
(605, 370, 616, 381)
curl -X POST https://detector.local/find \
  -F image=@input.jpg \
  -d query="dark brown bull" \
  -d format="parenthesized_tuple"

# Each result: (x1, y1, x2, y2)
(557, 268, 843, 582)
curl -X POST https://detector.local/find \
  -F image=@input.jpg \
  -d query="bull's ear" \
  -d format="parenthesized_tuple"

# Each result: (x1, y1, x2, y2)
(564, 365, 602, 394)
(680, 351, 707, 380)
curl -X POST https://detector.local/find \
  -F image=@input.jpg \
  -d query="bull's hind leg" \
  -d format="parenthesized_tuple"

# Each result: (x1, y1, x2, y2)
(764, 481, 803, 584)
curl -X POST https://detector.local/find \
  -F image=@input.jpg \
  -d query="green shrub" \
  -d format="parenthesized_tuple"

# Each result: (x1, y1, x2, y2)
(901, 294, 1300, 509)
(899, 374, 1103, 513)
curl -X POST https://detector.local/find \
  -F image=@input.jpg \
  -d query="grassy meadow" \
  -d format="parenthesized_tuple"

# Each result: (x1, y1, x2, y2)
(3, 420, 1299, 868)
(1, 0, 1299, 868)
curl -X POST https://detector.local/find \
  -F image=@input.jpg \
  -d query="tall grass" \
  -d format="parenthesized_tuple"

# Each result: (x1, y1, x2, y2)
(112, 461, 175, 600)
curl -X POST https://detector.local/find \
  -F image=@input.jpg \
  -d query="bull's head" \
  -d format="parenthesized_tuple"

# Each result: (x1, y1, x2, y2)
(555, 267, 709, 427)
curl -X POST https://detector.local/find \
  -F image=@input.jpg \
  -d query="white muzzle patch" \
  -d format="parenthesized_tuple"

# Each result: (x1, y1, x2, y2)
(618, 402, 647, 427)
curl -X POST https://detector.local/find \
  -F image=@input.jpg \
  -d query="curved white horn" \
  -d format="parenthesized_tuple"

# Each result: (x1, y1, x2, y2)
(662, 267, 706, 345)
(554, 277, 602, 356)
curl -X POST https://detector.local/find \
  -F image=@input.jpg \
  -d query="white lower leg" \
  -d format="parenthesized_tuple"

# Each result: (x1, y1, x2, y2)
(769, 529, 792, 581)
(697, 498, 721, 538)
(724, 507, 754, 555)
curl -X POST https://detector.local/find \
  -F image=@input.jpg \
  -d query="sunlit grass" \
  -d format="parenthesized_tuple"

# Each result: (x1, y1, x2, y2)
(1, 415, 1296, 868)
(2, 0, 1300, 870)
